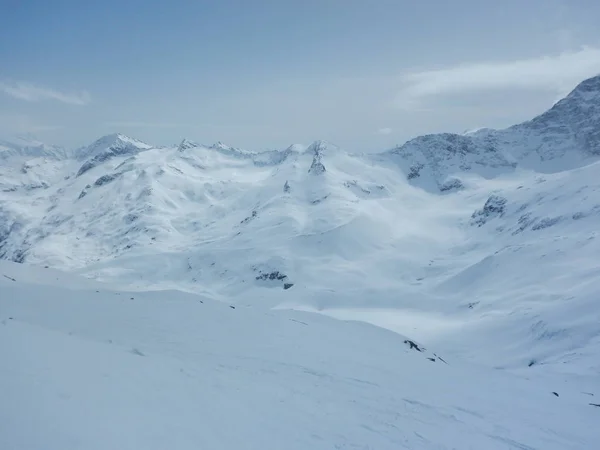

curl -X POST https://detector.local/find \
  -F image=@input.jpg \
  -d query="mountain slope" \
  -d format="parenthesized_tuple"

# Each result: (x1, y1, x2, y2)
(1, 261, 598, 450)
(1, 75, 600, 382)
(384, 74, 600, 192)
(0, 136, 67, 160)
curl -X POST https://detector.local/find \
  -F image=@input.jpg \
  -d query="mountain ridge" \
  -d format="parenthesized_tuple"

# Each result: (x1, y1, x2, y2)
(4, 75, 599, 193)
(1, 74, 600, 381)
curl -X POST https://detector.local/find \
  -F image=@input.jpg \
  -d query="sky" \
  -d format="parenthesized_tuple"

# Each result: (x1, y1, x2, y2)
(1, 0, 600, 152)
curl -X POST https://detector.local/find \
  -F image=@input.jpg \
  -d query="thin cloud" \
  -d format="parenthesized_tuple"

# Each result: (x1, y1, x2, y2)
(377, 127, 392, 135)
(396, 46, 600, 108)
(0, 80, 90, 105)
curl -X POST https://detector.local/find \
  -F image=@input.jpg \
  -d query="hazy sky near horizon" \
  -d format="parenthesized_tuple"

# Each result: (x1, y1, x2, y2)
(1, 0, 600, 151)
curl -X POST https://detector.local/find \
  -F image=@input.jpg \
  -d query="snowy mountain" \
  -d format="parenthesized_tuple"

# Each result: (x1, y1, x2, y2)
(0, 135, 67, 161)
(385, 75, 600, 192)
(74, 132, 153, 161)
(2, 75, 600, 448)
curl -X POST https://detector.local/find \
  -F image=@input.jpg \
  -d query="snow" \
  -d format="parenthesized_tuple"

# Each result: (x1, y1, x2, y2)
(2, 74, 600, 448)
(0, 135, 67, 160)
(74, 133, 153, 161)
(1, 262, 599, 449)
(384, 75, 600, 191)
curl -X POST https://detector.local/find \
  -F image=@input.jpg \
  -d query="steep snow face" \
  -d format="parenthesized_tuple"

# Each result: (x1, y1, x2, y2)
(1, 261, 599, 450)
(385, 74, 600, 191)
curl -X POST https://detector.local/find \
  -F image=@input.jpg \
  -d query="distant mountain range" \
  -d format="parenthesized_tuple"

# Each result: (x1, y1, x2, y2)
(1, 74, 600, 377)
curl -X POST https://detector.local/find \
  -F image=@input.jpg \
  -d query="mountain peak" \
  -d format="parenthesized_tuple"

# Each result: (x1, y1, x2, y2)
(306, 140, 338, 155)
(76, 133, 151, 161)
(92, 133, 150, 148)
(210, 141, 232, 151)
(177, 138, 201, 152)
(568, 73, 600, 97)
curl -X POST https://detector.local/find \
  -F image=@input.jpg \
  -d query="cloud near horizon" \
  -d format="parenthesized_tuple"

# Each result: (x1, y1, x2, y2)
(396, 46, 600, 108)
(0, 80, 91, 105)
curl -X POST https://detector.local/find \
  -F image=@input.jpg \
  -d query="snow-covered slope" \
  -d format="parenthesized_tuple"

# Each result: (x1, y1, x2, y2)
(1, 75, 600, 425)
(1, 261, 598, 450)
(384, 75, 600, 192)
(0, 136, 67, 161)
(74, 133, 153, 161)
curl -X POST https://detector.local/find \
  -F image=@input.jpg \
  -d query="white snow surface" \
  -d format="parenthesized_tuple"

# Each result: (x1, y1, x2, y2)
(2, 75, 600, 448)
(1, 261, 599, 450)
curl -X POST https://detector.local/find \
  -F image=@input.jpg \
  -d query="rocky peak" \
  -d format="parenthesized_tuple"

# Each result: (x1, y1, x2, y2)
(76, 133, 151, 161)
(506, 74, 600, 159)
(567, 74, 600, 98)
(177, 139, 201, 152)
(307, 141, 329, 175)
(386, 74, 600, 191)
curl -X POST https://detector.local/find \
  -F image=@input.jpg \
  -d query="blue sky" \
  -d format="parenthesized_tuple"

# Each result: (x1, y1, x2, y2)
(1, 0, 600, 151)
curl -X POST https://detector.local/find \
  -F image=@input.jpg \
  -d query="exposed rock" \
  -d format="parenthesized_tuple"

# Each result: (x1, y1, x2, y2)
(512, 212, 535, 235)
(308, 141, 328, 175)
(439, 178, 464, 192)
(404, 340, 423, 352)
(93, 172, 122, 187)
(531, 216, 562, 231)
(78, 184, 92, 200)
(311, 195, 329, 205)
(471, 195, 508, 227)
(407, 163, 424, 180)
(241, 210, 258, 224)
(177, 139, 201, 152)
(255, 270, 287, 281)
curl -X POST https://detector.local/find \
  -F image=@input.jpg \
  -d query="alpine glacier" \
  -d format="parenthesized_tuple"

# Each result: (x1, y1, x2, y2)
(2, 75, 600, 449)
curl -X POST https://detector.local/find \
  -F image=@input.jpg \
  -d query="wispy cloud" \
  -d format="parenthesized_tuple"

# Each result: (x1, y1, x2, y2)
(396, 46, 600, 108)
(104, 121, 187, 128)
(0, 80, 90, 105)
(377, 127, 392, 135)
